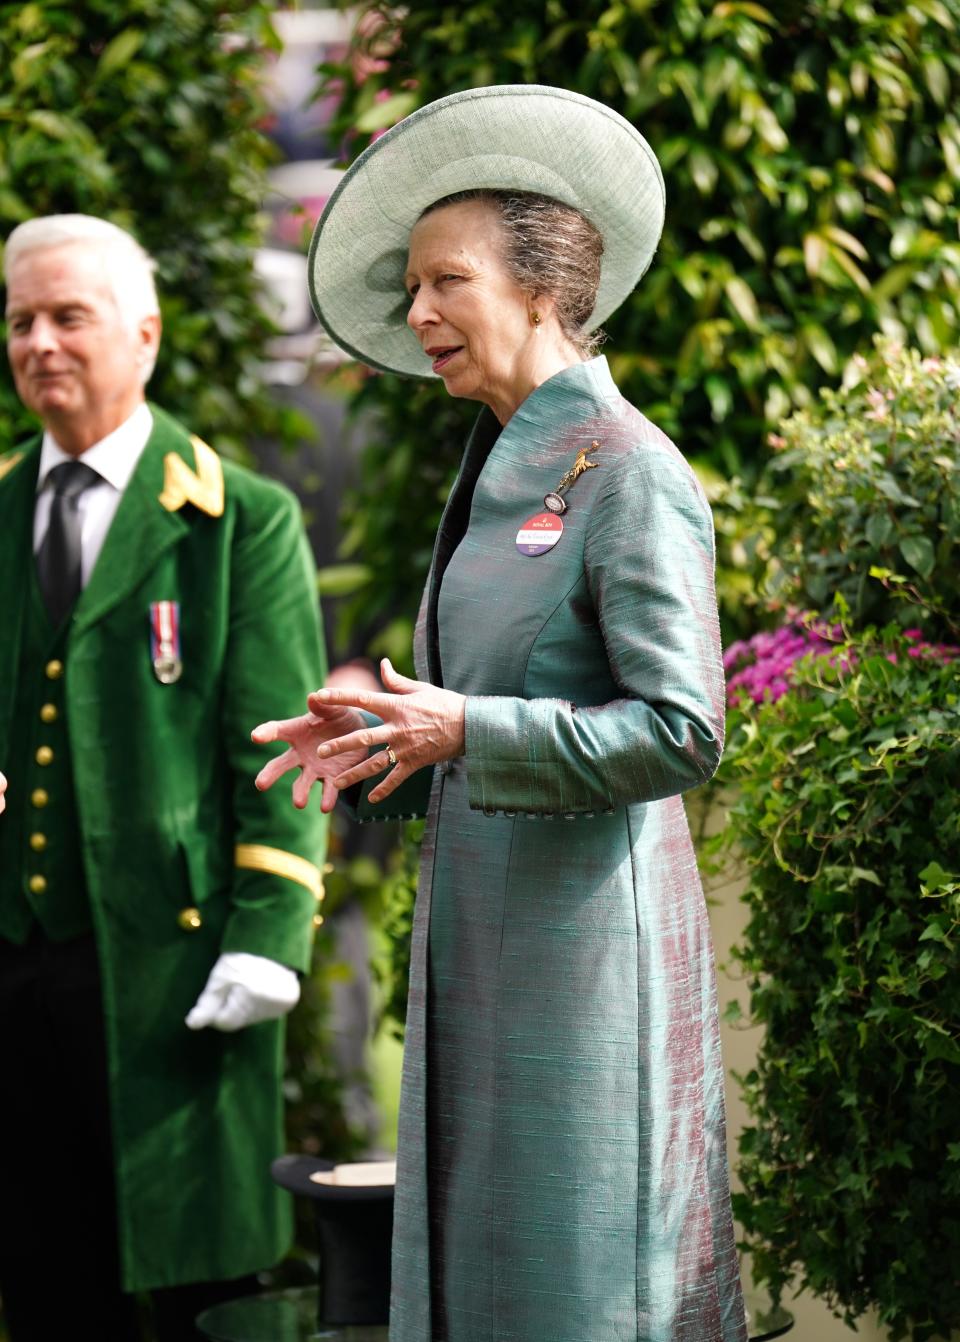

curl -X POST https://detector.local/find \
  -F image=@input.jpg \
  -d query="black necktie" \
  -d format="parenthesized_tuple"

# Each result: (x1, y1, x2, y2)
(36, 460, 101, 626)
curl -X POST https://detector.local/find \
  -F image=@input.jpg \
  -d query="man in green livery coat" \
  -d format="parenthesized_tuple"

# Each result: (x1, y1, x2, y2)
(0, 215, 327, 1341)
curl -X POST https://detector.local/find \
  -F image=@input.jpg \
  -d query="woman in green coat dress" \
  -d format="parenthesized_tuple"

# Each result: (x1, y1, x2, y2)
(255, 86, 747, 1342)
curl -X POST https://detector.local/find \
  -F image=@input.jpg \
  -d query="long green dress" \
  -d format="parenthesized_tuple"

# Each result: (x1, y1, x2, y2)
(360, 357, 746, 1342)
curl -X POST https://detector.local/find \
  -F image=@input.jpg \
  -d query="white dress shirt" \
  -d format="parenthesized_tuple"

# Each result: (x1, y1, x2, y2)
(33, 402, 154, 587)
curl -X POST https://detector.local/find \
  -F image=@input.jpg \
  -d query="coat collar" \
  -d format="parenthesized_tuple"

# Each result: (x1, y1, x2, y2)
(418, 358, 621, 687)
(496, 355, 621, 458)
(71, 405, 193, 635)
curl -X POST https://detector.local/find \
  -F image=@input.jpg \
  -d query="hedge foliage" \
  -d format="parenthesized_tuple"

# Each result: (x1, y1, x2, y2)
(716, 627, 960, 1341)
(714, 342, 960, 1339)
(763, 340, 960, 637)
(0, 0, 291, 457)
(324, 0, 960, 656)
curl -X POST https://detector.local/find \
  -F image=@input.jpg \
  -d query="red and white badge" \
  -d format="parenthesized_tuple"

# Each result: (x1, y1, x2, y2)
(516, 511, 563, 556)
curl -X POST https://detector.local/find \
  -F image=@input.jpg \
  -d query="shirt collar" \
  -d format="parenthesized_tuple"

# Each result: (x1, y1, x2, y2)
(37, 402, 154, 494)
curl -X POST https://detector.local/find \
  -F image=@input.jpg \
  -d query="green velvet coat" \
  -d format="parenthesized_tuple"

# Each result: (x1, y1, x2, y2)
(0, 407, 327, 1291)
(355, 359, 746, 1342)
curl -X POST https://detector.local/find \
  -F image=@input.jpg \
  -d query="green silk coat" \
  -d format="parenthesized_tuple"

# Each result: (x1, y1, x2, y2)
(0, 407, 327, 1291)
(358, 358, 746, 1342)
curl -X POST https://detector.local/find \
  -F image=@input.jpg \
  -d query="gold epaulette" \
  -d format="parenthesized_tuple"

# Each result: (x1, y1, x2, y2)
(0, 452, 24, 484)
(158, 435, 224, 517)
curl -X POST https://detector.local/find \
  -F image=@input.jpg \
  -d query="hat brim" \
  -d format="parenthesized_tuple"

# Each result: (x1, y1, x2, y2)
(308, 84, 665, 377)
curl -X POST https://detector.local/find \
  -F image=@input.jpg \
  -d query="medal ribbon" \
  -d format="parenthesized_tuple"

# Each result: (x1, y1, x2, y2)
(150, 601, 181, 667)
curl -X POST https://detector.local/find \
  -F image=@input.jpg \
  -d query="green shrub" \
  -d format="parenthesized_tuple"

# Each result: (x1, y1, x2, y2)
(0, 0, 293, 457)
(715, 628, 960, 1341)
(763, 341, 960, 640)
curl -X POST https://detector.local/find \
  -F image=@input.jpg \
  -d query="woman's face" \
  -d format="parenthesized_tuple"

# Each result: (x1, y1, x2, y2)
(405, 200, 539, 423)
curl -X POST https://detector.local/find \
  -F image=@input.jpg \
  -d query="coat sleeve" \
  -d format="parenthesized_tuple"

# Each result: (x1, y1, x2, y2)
(463, 447, 725, 816)
(219, 482, 328, 971)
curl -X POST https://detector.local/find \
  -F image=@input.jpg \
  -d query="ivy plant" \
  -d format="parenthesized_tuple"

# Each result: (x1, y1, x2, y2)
(713, 625, 960, 1341)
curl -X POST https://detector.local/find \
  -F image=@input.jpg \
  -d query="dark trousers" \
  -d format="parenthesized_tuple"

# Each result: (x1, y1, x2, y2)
(0, 931, 257, 1342)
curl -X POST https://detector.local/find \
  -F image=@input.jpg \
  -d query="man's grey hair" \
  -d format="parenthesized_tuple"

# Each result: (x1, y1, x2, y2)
(4, 214, 161, 381)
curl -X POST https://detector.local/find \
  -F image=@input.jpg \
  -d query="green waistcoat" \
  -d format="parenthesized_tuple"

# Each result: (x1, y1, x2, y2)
(0, 574, 90, 942)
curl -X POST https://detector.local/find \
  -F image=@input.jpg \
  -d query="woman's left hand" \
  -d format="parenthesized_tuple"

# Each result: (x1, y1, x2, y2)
(308, 658, 466, 803)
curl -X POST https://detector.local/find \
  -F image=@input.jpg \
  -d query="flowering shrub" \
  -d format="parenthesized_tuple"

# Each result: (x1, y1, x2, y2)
(712, 622, 960, 1342)
(724, 617, 958, 708)
(723, 617, 841, 707)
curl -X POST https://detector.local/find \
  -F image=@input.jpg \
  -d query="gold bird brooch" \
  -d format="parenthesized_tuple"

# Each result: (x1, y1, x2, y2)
(544, 441, 600, 515)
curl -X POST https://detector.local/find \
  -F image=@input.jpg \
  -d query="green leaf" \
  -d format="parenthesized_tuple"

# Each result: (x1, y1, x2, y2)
(354, 91, 419, 133)
(918, 923, 949, 943)
(25, 110, 79, 142)
(315, 564, 373, 597)
(96, 28, 143, 78)
(688, 147, 719, 195)
(922, 53, 950, 107)
(865, 513, 894, 548)
(918, 860, 954, 889)
(724, 276, 761, 329)
(802, 323, 838, 373)
(898, 534, 936, 579)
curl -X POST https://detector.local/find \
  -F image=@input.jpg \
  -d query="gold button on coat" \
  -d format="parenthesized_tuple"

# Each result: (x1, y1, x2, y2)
(29, 833, 47, 852)
(45, 659, 64, 680)
(29, 874, 47, 894)
(313, 914, 325, 928)
(40, 703, 58, 723)
(177, 907, 202, 931)
(31, 789, 49, 808)
(35, 746, 54, 766)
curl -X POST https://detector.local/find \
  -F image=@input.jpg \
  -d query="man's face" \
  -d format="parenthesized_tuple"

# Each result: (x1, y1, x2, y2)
(5, 242, 159, 453)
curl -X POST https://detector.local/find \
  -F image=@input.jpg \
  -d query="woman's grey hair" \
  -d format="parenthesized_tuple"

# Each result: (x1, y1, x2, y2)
(421, 189, 606, 357)
(4, 214, 160, 381)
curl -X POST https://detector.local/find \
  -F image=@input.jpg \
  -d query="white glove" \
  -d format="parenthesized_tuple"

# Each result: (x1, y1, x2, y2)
(185, 952, 300, 1033)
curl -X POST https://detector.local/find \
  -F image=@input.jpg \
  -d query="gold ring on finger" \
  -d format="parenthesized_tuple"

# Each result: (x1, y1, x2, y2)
(385, 746, 398, 767)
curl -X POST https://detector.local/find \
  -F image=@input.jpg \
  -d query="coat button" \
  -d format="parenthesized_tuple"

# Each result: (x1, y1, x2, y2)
(313, 914, 325, 928)
(39, 703, 58, 723)
(177, 907, 202, 931)
(35, 746, 54, 766)
(29, 833, 47, 852)
(29, 874, 47, 894)
(31, 789, 49, 808)
(45, 660, 64, 680)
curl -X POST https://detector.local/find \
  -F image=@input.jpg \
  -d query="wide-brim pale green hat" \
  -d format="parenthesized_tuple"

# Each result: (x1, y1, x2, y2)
(307, 84, 665, 377)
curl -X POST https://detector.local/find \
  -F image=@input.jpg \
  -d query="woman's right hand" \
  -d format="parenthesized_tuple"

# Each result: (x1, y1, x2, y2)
(251, 705, 368, 812)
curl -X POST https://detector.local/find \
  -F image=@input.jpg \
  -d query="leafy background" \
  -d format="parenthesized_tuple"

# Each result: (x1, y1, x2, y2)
(323, 0, 960, 661)
(0, 0, 300, 458)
